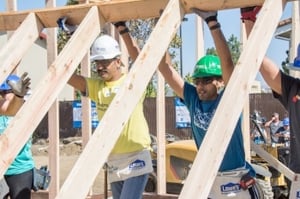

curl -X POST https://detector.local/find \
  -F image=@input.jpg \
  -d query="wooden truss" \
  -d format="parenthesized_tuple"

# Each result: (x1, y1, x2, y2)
(0, 0, 299, 198)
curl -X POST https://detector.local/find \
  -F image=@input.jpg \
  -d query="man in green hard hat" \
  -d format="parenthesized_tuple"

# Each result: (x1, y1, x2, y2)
(158, 9, 262, 198)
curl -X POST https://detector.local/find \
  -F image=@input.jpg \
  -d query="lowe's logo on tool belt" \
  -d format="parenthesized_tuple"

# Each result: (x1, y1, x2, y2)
(220, 183, 241, 194)
(129, 159, 145, 170)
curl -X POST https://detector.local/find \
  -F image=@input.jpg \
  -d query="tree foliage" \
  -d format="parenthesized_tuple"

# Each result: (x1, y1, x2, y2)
(127, 19, 182, 97)
(205, 34, 241, 65)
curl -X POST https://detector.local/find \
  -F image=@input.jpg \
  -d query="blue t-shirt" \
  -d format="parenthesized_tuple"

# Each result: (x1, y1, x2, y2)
(0, 116, 34, 175)
(183, 82, 246, 171)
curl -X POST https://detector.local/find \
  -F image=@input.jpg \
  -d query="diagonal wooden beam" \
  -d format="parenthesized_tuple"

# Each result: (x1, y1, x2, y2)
(179, 0, 287, 198)
(0, 6, 100, 176)
(0, 13, 43, 84)
(56, 0, 184, 198)
(0, 0, 292, 31)
(251, 141, 295, 180)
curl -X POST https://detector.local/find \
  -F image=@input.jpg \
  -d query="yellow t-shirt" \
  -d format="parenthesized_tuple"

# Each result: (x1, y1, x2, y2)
(85, 74, 151, 154)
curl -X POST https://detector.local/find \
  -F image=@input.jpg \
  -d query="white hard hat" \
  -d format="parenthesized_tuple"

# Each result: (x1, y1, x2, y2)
(90, 35, 121, 61)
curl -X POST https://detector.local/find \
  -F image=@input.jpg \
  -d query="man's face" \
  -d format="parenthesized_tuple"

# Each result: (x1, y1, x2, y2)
(272, 113, 279, 121)
(93, 57, 121, 81)
(193, 77, 219, 101)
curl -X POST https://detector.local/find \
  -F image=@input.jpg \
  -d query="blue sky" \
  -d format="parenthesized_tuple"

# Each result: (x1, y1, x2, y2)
(0, 1, 293, 88)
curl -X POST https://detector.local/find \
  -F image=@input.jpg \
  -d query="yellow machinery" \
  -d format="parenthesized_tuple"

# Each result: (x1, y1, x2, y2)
(165, 140, 197, 193)
(146, 136, 289, 198)
(146, 138, 197, 194)
(251, 144, 290, 198)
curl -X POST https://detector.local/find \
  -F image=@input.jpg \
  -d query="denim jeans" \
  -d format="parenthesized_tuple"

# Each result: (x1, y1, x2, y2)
(110, 173, 149, 199)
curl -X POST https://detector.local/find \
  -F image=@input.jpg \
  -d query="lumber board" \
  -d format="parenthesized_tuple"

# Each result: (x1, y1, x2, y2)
(179, 0, 287, 198)
(56, 0, 184, 198)
(251, 141, 295, 181)
(0, 13, 43, 90)
(0, 6, 100, 176)
(0, 0, 284, 31)
(46, 1, 60, 198)
(156, 71, 167, 194)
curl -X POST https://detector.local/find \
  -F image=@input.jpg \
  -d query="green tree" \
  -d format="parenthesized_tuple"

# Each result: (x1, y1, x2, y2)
(227, 34, 241, 65)
(128, 19, 182, 97)
(205, 34, 241, 65)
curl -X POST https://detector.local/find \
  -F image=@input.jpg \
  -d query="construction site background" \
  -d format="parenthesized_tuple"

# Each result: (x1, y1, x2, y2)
(33, 93, 287, 141)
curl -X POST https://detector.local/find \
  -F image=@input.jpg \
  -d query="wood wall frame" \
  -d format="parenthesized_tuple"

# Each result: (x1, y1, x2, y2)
(0, 0, 299, 198)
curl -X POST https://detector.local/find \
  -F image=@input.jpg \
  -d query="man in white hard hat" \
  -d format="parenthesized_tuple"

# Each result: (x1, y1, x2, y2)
(68, 23, 152, 199)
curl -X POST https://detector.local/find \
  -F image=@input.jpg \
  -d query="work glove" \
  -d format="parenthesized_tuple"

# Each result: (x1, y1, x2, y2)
(112, 21, 130, 35)
(240, 6, 262, 22)
(7, 72, 31, 98)
(57, 16, 77, 35)
(191, 8, 217, 24)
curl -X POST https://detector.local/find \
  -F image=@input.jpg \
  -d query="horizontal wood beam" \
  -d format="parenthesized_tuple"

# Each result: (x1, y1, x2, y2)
(0, 6, 100, 177)
(0, 0, 294, 31)
(0, 13, 43, 88)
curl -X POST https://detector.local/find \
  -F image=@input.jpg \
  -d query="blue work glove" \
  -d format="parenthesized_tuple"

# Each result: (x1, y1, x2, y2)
(57, 16, 77, 35)
(7, 72, 31, 98)
(191, 8, 217, 24)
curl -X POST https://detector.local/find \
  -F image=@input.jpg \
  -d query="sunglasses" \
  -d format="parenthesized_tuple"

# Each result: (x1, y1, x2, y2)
(193, 77, 215, 86)
(93, 58, 117, 68)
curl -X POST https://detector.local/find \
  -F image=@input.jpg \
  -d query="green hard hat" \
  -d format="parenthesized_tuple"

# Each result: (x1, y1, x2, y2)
(192, 55, 222, 78)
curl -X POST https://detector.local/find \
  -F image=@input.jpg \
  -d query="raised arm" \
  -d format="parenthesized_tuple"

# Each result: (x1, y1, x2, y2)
(114, 21, 140, 62)
(113, 21, 186, 98)
(68, 73, 87, 94)
(192, 9, 234, 85)
(241, 7, 282, 94)
(158, 53, 185, 99)
(0, 93, 24, 116)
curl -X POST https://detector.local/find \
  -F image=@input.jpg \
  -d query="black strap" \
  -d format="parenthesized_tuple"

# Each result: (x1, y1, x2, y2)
(248, 185, 259, 199)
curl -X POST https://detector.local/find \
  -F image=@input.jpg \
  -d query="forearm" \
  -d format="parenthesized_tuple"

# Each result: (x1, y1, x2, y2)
(264, 119, 273, 128)
(243, 19, 282, 94)
(158, 53, 184, 98)
(208, 21, 234, 84)
(68, 73, 87, 94)
(0, 95, 24, 116)
(116, 25, 140, 62)
(260, 57, 282, 94)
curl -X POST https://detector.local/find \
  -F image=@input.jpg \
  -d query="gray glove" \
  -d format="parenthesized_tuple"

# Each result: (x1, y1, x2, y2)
(191, 8, 217, 24)
(7, 72, 31, 98)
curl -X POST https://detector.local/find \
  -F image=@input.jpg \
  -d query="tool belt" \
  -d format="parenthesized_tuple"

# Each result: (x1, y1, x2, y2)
(32, 166, 51, 191)
(209, 168, 256, 198)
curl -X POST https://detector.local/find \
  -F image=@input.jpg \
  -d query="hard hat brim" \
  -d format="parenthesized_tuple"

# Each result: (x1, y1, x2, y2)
(90, 52, 121, 61)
